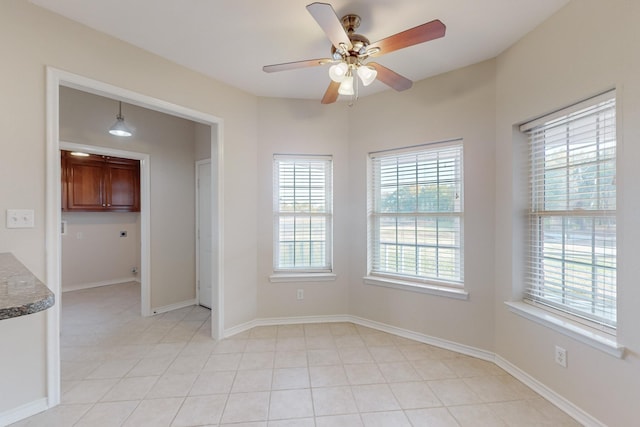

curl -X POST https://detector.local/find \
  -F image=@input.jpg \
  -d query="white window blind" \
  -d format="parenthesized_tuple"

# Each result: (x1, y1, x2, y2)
(369, 141, 464, 286)
(273, 155, 332, 272)
(523, 92, 617, 329)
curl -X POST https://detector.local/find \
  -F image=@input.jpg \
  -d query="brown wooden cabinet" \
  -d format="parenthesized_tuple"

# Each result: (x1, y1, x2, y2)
(62, 150, 140, 212)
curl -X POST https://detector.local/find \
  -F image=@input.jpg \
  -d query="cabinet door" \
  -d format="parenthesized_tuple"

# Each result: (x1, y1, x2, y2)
(106, 161, 140, 212)
(65, 157, 106, 211)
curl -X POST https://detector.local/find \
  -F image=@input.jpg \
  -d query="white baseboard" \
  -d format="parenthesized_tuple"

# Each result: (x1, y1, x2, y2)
(62, 278, 139, 293)
(224, 314, 494, 362)
(348, 315, 496, 362)
(223, 314, 350, 338)
(0, 398, 48, 427)
(495, 356, 605, 427)
(224, 313, 603, 426)
(151, 299, 197, 315)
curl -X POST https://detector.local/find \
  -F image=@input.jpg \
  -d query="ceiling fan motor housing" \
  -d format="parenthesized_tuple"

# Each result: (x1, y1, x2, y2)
(330, 14, 372, 59)
(341, 14, 361, 32)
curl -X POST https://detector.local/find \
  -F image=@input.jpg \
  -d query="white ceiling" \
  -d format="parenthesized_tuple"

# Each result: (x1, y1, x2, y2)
(30, 0, 569, 101)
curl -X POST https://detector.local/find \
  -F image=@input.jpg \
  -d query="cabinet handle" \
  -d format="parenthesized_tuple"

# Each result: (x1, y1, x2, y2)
(107, 204, 111, 207)
(102, 204, 106, 207)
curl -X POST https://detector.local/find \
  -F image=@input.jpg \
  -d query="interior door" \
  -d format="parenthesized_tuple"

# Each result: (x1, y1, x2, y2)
(197, 160, 212, 309)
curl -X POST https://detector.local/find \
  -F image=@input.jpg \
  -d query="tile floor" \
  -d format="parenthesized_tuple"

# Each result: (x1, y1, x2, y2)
(12, 282, 581, 426)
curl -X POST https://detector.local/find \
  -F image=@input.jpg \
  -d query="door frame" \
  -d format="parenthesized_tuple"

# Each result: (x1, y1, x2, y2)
(45, 67, 225, 408)
(195, 159, 212, 308)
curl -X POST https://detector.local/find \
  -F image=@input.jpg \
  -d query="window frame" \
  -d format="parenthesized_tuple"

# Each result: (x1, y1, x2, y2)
(521, 91, 617, 332)
(365, 140, 465, 295)
(272, 154, 333, 276)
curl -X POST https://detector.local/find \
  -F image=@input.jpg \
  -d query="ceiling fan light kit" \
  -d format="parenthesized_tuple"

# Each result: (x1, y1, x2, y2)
(357, 65, 377, 86)
(329, 62, 349, 82)
(337, 73, 354, 96)
(263, 2, 446, 105)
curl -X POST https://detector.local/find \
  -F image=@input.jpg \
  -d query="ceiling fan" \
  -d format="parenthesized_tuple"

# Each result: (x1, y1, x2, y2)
(263, 2, 446, 104)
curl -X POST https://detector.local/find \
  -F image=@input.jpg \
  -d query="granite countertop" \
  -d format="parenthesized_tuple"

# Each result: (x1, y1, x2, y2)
(0, 252, 55, 320)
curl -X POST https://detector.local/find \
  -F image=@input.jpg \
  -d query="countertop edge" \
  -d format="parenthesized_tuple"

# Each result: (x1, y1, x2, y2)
(0, 287, 55, 320)
(0, 252, 56, 321)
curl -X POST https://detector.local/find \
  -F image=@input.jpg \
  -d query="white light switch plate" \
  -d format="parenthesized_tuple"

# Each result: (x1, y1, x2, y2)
(6, 209, 35, 228)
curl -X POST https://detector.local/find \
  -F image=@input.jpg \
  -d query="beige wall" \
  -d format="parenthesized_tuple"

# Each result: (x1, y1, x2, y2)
(346, 59, 497, 351)
(256, 98, 350, 318)
(0, 312, 47, 416)
(60, 87, 197, 307)
(61, 212, 140, 291)
(494, 1, 640, 425)
(0, 0, 257, 415)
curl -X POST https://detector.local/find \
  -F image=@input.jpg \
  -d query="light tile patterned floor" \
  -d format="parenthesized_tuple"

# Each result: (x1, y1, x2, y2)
(12, 282, 581, 426)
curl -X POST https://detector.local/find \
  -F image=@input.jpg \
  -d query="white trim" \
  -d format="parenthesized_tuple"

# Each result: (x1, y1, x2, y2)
(0, 398, 48, 427)
(60, 140, 151, 317)
(213, 121, 225, 341)
(45, 68, 61, 409)
(348, 315, 493, 361)
(223, 314, 350, 338)
(61, 278, 138, 293)
(195, 159, 212, 309)
(151, 299, 197, 315)
(223, 319, 258, 337)
(45, 67, 226, 419)
(269, 273, 337, 283)
(60, 141, 147, 162)
(495, 355, 606, 427)
(221, 314, 603, 426)
(225, 314, 490, 361)
(363, 276, 469, 300)
(505, 301, 624, 358)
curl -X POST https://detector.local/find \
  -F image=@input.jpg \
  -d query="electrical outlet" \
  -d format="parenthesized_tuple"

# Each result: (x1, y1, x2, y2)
(555, 345, 567, 368)
(297, 289, 304, 300)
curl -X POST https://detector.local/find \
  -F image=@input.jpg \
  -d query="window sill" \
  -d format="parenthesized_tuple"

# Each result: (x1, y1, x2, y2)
(269, 273, 336, 283)
(504, 301, 625, 359)
(363, 276, 468, 300)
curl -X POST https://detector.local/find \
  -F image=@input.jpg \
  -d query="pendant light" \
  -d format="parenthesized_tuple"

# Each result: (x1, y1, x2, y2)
(109, 101, 133, 137)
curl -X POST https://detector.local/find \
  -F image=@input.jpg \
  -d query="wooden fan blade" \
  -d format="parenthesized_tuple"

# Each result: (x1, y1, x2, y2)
(368, 62, 413, 91)
(321, 81, 340, 104)
(306, 2, 353, 51)
(263, 58, 330, 73)
(368, 19, 445, 57)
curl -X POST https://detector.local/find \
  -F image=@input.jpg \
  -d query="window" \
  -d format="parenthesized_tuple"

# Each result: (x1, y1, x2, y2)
(521, 91, 617, 329)
(368, 141, 464, 288)
(273, 155, 332, 273)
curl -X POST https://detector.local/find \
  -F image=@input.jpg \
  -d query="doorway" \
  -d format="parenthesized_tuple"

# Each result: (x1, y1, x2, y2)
(45, 67, 225, 408)
(59, 141, 146, 299)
